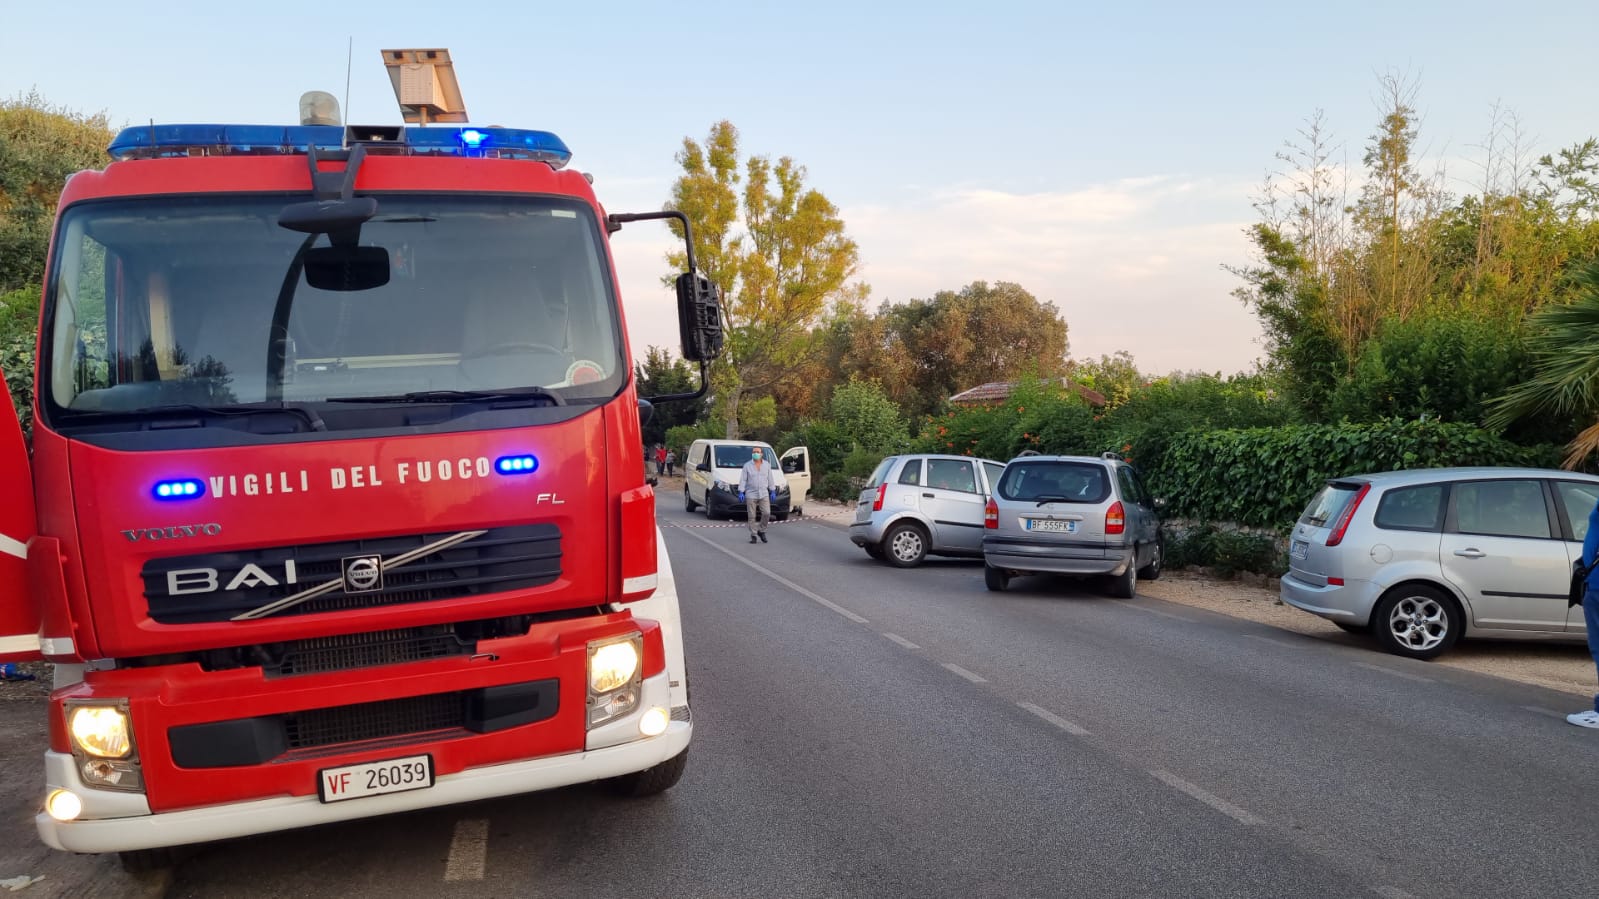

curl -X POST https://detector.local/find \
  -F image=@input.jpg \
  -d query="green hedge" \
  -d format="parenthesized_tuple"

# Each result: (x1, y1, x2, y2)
(1153, 419, 1563, 529)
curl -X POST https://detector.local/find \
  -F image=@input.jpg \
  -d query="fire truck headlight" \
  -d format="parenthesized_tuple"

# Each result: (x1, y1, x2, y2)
(589, 638, 641, 694)
(68, 706, 132, 759)
(46, 790, 82, 822)
(639, 707, 670, 737)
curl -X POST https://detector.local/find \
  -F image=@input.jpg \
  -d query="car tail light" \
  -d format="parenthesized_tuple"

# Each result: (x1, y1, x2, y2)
(1106, 501, 1125, 535)
(1325, 484, 1370, 547)
(872, 482, 888, 512)
(984, 498, 998, 529)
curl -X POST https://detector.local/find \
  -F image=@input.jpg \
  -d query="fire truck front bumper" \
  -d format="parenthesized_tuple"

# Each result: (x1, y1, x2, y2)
(36, 672, 689, 854)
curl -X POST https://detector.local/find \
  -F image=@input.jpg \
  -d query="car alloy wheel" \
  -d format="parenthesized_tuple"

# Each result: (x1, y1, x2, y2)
(1386, 594, 1447, 652)
(884, 523, 927, 568)
(1373, 585, 1460, 660)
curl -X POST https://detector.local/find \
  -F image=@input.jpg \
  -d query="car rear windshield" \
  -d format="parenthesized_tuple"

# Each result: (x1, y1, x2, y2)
(1299, 482, 1362, 528)
(996, 461, 1111, 503)
(865, 457, 897, 489)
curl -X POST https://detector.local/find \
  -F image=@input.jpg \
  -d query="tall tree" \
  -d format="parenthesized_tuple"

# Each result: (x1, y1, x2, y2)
(861, 281, 1070, 420)
(0, 91, 114, 294)
(665, 121, 862, 438)
(1486, 260, 1599, 466)
(634, 346, 707, 447)
(1070, 351, 1143, 409)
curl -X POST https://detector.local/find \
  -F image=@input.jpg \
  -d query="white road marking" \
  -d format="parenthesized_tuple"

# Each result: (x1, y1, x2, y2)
(443, 818, 489, 882)
(1017, 701, 1091, 736)
(1121, 603, 1195, 623)
(1243, 634, 1302, 650)
(1520, 705, 1566, 720)
(1352, 661, 1433, 684)
(673, 525, 869, 624)
(942, 662, 986, 683)
(1150, 770, 1263, 826)
(883, 632, 920, 650)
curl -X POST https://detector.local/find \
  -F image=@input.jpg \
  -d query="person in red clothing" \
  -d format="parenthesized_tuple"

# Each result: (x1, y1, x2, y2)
(655, 445, 668, 476)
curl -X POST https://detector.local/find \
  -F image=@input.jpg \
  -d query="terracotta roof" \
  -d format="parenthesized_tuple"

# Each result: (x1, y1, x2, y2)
(949, 378, 1107, 408)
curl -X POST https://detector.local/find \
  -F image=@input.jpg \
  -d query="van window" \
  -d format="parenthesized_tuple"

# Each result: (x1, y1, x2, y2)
(927, 459, 977, 494)
(1452, 480, 1550, 539)
(1556, 481, 1599, 541)
(713, 444, 775, 468)
(983, 462, 1005, 493)
(1374, 484, 1445, 532)
(997, 461, 1110, 503)
(898, 459, 923, 486)
(1116, 467, 1147, 505)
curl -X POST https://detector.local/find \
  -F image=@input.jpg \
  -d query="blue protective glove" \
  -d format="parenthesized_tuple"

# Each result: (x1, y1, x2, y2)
(769, 489, 776, 501)
(738, 492, 746, 503)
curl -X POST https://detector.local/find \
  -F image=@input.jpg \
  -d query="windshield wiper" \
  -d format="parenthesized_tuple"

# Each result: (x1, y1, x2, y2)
(1032, 494, 1074, 506)
(68, 402, 328, 431)
(324, 388, 565, 407)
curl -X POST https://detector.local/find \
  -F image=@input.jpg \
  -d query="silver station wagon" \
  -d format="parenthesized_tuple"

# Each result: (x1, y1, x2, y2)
(1280, 467, 1599, 659)
(981, 454, 1164, 597)
(849, 454, 1007, 567)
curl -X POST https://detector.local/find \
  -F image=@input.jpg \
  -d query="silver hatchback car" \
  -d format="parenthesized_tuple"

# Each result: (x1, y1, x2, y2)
(1281, 467, 1599, 660)
(981, 454, 1164, 597)
(849, 454, 1007, 567)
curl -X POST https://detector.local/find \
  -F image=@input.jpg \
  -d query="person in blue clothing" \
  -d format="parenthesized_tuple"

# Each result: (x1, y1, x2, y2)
(1571, 496, 1599, 729)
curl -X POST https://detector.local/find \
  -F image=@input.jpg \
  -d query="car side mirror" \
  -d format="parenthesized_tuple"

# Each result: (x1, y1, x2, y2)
(675, 272, 724, 362)
(697, 461, 711, 472)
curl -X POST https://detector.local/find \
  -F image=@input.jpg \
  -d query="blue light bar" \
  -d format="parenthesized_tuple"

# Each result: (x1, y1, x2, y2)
(108, 124, 572, 168)
(153, 479, 204, 500)
(495, 455, 539, 475)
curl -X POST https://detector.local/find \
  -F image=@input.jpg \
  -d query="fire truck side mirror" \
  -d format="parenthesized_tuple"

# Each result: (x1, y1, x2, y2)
(674, 272, 724, 363)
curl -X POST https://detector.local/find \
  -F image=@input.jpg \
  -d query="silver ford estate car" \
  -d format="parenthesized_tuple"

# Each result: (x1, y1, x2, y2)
(1280, 467, 1599, 660)
(849, 454, 1007, 566)
(982, 454, 1164, 597)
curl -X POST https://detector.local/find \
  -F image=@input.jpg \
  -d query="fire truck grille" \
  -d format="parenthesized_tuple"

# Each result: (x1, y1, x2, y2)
(142, 524, 562, 624)
(285, 692, 464, 750)
(270, 626, 470, 677)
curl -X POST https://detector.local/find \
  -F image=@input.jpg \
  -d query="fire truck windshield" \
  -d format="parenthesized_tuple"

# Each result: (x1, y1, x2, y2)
(43, 194, 625, 425)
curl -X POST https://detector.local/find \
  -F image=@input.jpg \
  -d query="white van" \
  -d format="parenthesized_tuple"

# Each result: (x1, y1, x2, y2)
(683, 439, 806, 520)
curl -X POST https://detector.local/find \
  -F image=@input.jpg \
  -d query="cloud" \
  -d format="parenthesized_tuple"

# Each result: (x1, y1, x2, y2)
(617, 174, 1272, 376)
(843, 176, 1269, 374)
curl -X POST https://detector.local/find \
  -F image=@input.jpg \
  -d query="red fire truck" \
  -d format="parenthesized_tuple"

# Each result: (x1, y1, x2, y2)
(0, 99, 721, 869)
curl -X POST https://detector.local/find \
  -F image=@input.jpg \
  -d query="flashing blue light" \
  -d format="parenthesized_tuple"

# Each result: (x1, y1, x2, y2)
(153, 479, 204, 500)
(108, 124, 573, 169)
(496, 455, 539, 475)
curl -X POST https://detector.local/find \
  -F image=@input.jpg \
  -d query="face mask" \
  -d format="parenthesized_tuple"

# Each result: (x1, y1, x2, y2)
(752, 453, 762, 461)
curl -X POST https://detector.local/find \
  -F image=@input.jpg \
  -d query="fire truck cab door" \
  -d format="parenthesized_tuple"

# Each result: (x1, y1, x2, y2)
(0, 382, 40, 663)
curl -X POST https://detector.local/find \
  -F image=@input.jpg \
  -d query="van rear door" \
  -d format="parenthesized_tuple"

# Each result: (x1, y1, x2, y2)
(779, 446, 811, 511)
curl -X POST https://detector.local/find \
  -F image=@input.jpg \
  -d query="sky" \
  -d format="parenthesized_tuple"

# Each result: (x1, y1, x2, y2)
(5, 1, 1597, 375)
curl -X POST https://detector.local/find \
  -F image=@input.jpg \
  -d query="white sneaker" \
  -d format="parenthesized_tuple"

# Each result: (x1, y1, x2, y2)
(1567, 710, 1599, 729)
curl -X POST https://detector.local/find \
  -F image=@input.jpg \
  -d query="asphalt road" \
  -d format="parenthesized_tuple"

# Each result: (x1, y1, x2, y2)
(36, 500, 1599, 897)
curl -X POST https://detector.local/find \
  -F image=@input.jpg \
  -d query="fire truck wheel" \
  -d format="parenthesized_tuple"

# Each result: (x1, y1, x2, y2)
(607, 749, 689, 797)
(119, 846, 183, 872)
